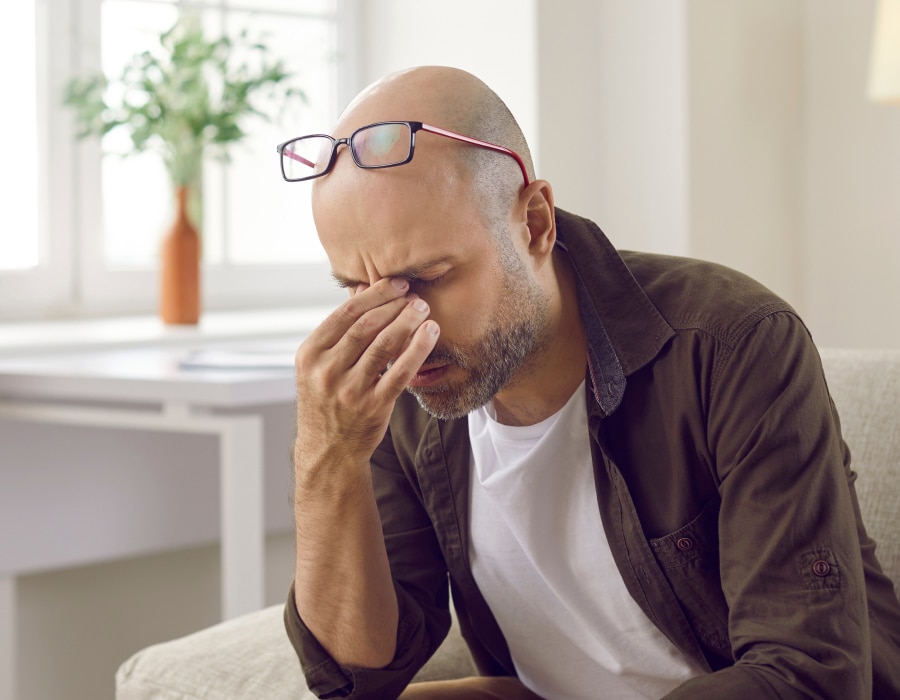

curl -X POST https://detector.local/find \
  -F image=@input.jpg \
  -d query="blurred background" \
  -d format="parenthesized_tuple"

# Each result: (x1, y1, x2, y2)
(0, 1, 898, 698)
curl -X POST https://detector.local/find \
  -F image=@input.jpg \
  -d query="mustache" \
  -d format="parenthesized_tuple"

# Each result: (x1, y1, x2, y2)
(422, 346, 461, 367)
(422, 342, 477, 371)
(382, 344, 468, 375)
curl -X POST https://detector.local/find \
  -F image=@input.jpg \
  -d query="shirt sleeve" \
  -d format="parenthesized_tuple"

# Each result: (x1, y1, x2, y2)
(283, 428, 453, 699)
(664, 311, 871, 699)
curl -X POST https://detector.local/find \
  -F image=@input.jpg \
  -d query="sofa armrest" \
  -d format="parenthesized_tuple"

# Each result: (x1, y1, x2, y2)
(116, 603, 476, 699)
(819, 348, 900, 586)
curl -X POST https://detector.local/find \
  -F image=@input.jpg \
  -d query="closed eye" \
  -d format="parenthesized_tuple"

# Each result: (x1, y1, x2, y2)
(409, 275, 444, 290)
(331, 274, 354, 290)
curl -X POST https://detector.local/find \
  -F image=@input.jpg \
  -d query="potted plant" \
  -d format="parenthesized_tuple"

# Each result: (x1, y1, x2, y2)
(64, 14, 304, 324)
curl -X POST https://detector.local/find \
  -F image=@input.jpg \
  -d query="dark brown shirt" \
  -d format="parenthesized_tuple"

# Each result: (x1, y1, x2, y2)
(286, 208, 900, 699)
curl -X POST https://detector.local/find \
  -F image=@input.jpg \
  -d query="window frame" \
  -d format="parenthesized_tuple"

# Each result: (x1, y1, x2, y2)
(0, 0, 76, 318)
(0, 0, 358, 320)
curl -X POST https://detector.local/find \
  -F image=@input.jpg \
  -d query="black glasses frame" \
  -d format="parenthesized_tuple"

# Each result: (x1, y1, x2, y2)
(276, 120, 530, 186)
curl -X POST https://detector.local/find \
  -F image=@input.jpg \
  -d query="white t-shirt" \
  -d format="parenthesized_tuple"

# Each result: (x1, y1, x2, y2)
(467, 381, 703, 699)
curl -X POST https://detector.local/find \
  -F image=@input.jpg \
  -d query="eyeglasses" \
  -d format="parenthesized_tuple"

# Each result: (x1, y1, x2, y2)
(276, 120, 530, 186)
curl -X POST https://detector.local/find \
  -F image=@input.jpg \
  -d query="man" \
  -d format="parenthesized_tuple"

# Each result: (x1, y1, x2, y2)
(279, 66, 900, 699)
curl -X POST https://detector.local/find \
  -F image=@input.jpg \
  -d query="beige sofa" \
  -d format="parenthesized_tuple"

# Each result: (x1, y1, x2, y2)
(116, 348, 900, 699)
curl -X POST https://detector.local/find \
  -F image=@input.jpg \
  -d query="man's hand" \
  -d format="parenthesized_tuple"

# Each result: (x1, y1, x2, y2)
(294, 277, 439, 480)
(290, 277, 439, 668)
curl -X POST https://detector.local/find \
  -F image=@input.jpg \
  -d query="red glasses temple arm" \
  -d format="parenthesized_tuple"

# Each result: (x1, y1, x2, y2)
(420, 123, 531, 187)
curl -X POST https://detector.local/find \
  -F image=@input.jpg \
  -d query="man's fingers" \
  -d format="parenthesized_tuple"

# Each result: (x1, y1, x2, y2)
(335, 291, 434, 373)
(348, 297, 432, 378)
(375, 320, 441, 400)
(296, 296, 405, 381)
(305, 278, 410, 351)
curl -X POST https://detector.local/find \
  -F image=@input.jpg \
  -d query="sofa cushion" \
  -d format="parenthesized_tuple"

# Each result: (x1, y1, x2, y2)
(116, 605, 309, 700)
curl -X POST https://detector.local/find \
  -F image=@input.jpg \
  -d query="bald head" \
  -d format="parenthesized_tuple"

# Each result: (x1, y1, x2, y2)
(331, 67, 535, 237)
(338, 67, 533, 172)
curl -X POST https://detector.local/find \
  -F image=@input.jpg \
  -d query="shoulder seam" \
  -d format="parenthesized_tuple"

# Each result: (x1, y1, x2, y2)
(710, 304, 802, 398)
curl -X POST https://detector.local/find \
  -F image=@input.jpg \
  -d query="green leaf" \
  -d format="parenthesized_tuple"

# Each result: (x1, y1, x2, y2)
(61, 12, 305, 182)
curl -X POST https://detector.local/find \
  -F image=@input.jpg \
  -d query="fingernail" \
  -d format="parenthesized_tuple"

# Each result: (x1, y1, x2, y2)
(391, 278, 408, 290)
(412, 299, 428, 312)
(425, 321, 439, 336)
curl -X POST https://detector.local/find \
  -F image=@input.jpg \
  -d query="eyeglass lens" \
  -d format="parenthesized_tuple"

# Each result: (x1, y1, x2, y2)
(351, 123, 412, 167)
(281, 137, 333, 180)
(281, 122, 415, 181)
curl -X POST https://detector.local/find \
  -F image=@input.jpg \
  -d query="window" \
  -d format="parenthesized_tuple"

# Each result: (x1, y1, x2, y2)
(0, 2, 39, 272)
(0, 0, 356, 318)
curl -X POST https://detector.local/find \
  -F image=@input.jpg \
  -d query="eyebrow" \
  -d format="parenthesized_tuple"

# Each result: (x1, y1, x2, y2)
(331, 256, 457, 289)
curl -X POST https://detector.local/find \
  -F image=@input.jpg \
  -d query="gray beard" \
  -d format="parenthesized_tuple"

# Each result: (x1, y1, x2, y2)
(407, 277, 551, 420)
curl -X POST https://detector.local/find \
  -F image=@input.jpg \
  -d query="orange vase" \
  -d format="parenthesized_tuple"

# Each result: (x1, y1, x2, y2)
(159, 186, 201, 325)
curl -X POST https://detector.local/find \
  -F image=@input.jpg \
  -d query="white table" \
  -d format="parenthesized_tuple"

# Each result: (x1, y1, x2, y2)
(0, 344, 299, 700)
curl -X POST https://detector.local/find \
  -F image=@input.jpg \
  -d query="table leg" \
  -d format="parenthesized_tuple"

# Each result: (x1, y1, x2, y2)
(220, 415, 265, 620)
(0, 576, 15, 700)
(0, 401, 269, 622)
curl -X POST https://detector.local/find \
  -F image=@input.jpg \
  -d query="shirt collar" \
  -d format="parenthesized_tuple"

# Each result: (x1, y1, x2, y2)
(554, 208, 675, 416)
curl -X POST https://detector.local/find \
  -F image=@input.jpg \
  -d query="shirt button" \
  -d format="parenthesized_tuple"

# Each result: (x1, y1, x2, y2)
(676, 537, 694, 551)
(812, 560, 831, 577)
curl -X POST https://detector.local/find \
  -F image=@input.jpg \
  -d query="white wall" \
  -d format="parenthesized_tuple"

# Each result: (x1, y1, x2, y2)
(537, 0, 803, 309)
(687, 0, 804, 308)
(537, 0, 690, 257)
(802, 0, 900, 348)
(536, 0, 898, 347)
(358, 0, 539, 166)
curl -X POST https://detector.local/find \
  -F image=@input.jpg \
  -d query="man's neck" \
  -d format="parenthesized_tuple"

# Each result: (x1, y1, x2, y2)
(491, 250, 587, 427)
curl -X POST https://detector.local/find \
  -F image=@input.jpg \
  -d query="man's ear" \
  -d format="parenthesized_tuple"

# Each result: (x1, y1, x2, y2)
(520, 179, 556, 265)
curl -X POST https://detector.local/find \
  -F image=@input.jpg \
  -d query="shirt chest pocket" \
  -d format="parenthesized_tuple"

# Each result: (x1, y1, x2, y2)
(649, 494, 733, 669)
